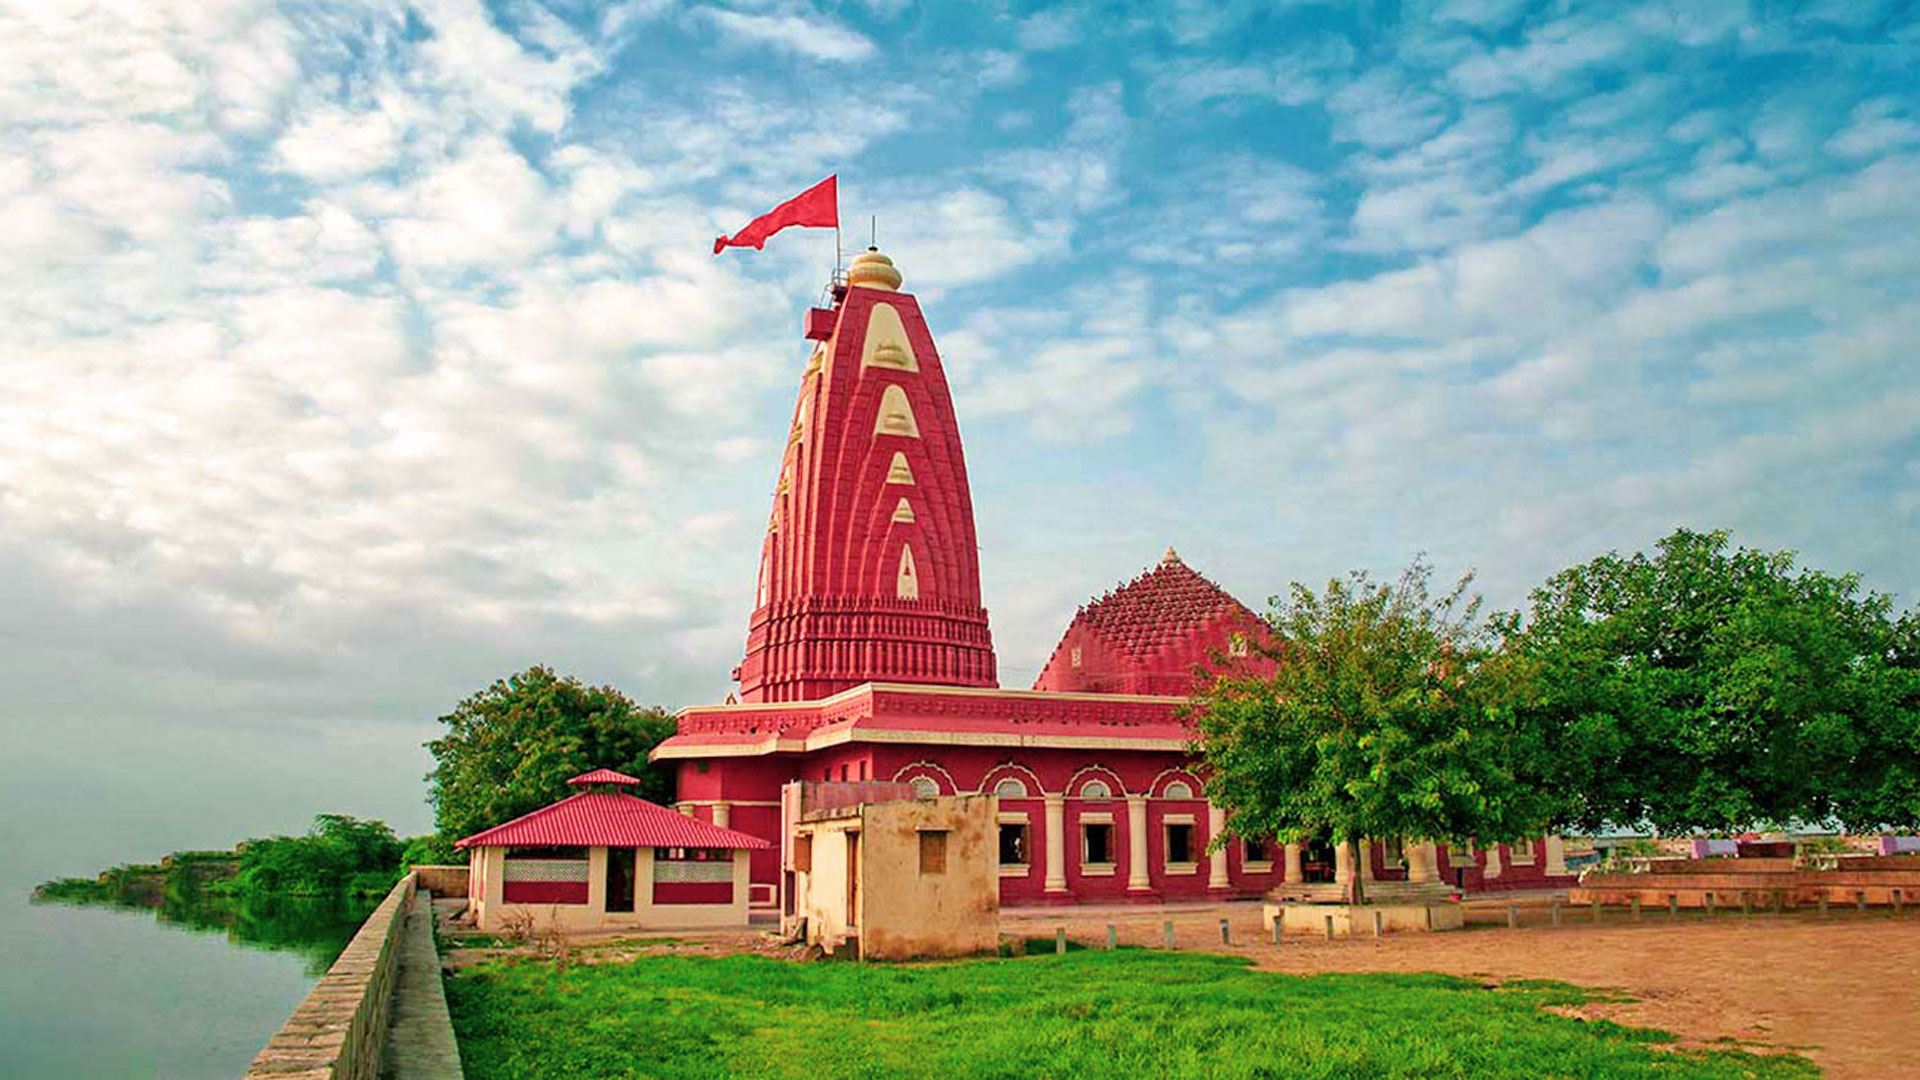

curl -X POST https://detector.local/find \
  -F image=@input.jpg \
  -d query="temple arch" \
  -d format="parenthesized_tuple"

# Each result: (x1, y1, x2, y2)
(896, 545, 920, 600)
(979, 763, 1046, 798)
(1149, 768, 1205, 799)
(891, 761, 959, 796)
(874, 384, 920, 437)
(1065, 765, 1128, 799)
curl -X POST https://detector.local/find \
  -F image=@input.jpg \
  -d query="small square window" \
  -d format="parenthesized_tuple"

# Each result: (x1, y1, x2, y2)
(792, 835, 812, 873)
(1083, 823, 1113, 865)
(1166, 823, 1195, 864)
(919, 830, 948, 875)
(695, 761, 710, 774)
(1244, 838, 1269, 864)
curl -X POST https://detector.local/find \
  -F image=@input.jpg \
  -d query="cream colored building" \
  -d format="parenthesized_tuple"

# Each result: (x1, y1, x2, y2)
(781, 781, 999, 960)
(459, 769, 769, 935)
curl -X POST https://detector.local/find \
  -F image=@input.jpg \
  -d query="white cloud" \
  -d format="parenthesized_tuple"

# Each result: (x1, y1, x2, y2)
(273, 105, 403, 182)
(705, 8, 877, 63)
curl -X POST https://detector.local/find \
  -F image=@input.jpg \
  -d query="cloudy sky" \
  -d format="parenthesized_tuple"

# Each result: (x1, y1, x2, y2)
(2, 0, 1916, 873)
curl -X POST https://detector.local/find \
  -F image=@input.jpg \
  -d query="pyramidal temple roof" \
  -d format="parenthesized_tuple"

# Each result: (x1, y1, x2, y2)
(455, 792, 771, 850)
(1076, 549, 1255, 660)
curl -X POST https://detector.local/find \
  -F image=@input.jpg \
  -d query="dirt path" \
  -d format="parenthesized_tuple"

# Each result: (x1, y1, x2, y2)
(1004, 903, 1920, 1079)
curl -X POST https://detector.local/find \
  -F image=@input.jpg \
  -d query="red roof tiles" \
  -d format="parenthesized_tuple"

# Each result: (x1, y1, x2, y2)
(1074, 552, 1255, 661)
(455, 792, 771, 850)
(567, 767, 642, 786)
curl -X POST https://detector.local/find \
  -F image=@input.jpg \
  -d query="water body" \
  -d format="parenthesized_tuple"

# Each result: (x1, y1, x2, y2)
(0, 882, 375, 1079)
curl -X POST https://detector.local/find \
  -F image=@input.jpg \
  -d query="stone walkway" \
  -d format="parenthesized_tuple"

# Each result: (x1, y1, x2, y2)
(379, 889, 464, 1080)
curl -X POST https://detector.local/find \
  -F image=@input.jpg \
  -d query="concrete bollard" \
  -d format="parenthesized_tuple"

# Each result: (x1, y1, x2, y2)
(1551, 899, 1561, 926)
(1507, 904, 1518, 929)
(1271, 919, 1282, 945)
(1856, 891, 1867, 914)
(1740, 892, 1751, 916)
(1372, 910, 1384, 939)
(1820, 895, 1829, 919)
(1773, 890, 1785, 914)
(1706, 892, 1716, 917)
(1324, 915, 1335, 942)
(1107, 924, 1118, 951)
(1219, 918, 1231, 945)
(1896, 889, 1905, 915)
(1592, 899, 1602, 924)
(1668, 895, 1678, 921)
(1631, 897, 1641, 922)
(1164, 920, 1176, 949)
(1056, 928, 1067, 955)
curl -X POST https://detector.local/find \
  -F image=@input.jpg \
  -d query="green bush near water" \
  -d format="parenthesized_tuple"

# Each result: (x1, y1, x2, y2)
(445, 951, 1812, 1080)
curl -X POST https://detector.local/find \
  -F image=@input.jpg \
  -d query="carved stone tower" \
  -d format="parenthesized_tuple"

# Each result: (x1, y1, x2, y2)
(734, 248, 997, 702)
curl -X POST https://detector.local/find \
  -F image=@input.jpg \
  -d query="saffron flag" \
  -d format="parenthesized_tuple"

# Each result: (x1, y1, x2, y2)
(713, 175, 838, 255)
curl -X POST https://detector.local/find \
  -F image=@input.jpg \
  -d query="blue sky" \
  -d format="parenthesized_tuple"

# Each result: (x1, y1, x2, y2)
(1, 0, 1917, 868)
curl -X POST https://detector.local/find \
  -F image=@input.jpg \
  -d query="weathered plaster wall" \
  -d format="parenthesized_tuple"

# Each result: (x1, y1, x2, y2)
(855, 796, 998, 960)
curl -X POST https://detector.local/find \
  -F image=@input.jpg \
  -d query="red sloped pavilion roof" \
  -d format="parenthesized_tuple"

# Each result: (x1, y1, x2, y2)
(455, 792, 771, 850)
(568, 767, 642, 786)
(1075, 549, 1256, 660)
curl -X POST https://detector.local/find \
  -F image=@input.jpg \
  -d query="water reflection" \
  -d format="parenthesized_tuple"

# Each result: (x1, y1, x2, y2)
(32, 887, 376, 977)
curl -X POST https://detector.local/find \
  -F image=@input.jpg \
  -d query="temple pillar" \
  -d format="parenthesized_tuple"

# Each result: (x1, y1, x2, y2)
(1406, 841, 1438, 884)
(1283, 842, 1303, 884)
(1126, 796, 1151, 892)
(1044, 794, 1068, 893)
(1207, 801, 1230, 890)
(712, 802, 731, 829)
(1483, 841, 1503, 879)
(1544, 835, 1568, 876)
(1333, 840, 1355, 886)
(1358, 838, 1376, 882)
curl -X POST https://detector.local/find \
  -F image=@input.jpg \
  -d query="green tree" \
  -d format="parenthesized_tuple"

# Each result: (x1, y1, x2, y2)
(229, 814, 403, 898)
(427, 665, 678, 844)
(1191, 559, 1554, 900)
(1495, 528, 1920, 834)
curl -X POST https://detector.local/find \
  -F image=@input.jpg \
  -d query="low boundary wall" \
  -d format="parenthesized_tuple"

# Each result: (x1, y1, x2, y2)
(1572, 855, 1920, 908)
(412, 864, 469, 899)
(242, 872, 416, 1080)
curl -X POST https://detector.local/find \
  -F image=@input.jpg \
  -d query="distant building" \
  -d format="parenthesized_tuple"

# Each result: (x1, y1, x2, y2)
(457, 769, 767, 934)
(652, 249, 1572, 922)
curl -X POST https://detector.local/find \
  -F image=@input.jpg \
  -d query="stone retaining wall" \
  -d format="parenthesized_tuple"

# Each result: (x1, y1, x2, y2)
(242, 873, 415, 1080)
(411, 864, 469, 899)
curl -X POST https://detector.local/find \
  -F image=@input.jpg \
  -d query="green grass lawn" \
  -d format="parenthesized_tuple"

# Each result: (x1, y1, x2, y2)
(444, 950, 1813, 1080)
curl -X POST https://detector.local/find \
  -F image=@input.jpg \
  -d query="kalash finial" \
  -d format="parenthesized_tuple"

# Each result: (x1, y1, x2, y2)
(1162, 545, 1180, 565)
(846, 246, 902, 291)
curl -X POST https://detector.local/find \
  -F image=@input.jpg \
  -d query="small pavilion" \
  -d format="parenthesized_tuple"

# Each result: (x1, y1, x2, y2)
(458, 768, 770, 934)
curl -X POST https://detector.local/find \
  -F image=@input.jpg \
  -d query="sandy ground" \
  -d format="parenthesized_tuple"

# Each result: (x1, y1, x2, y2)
(1001, 899, 1920, 1079)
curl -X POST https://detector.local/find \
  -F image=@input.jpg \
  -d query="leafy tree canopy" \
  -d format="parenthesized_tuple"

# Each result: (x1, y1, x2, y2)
(230, 813, 403, 898)
(1192, 559, 1554, 852)
(1494, 528, 1920, 834)
(427, 665, 678, 844)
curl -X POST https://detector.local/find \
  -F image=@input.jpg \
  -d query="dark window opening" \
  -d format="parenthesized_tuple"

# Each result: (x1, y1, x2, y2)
(1167, 824, 1195, 864)
(1083, 823, 1113, 865)
(999, 823, 1029, 866)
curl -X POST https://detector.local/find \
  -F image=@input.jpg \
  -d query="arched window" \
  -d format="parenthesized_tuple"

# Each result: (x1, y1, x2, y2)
(993, 778, 1029, 799)
(909, 776, 940, 799)
(1163, 781, 1193, 800)
(1081, 779, 1111, 799)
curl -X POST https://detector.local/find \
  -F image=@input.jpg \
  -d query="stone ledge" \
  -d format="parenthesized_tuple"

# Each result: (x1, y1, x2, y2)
(1263, 901, 1465, 936)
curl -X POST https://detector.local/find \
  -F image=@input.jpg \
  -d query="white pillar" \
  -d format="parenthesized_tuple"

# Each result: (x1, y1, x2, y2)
(1283, 842, 1303, 884)
(587, 845, 608, 912)
(1358, 839, 1375, 882)
(712, 801, 731, 829)
(1126, 796, 1151, 892)
(1044, 794, 1068, 893)
(1483, 841, 1503, 878)
(1207, 802, 1230, 890)
(1406, 841, 1437, 884)
(1333, 840, 1354, 885)
(1544, 835, 1568, 876)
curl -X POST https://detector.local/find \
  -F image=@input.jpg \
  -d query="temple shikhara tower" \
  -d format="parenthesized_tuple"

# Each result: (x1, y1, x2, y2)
(654, 248, 1573, 914)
